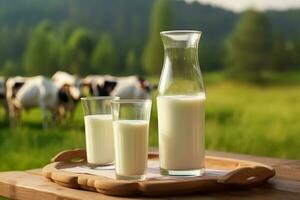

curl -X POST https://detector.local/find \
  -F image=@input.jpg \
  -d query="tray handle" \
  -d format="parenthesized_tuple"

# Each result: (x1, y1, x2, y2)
(217, 166, 276, 185)
(51, 149, 87, 162)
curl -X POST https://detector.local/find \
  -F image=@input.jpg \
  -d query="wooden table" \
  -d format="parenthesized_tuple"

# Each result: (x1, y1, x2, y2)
(0, 150, 300, 200)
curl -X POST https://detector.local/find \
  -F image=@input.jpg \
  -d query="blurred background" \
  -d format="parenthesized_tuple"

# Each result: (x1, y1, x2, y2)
(0, 0, 300, 171)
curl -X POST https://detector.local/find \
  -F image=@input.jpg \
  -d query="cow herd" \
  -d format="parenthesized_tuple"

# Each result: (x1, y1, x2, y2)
(0, 71, 155, 128)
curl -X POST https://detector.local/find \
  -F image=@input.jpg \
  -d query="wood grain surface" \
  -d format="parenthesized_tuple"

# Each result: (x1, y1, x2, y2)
(41, 149, 275, 197)
(0, 150, 299, 200)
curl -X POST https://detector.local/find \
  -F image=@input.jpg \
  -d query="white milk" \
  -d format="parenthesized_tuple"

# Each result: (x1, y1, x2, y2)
(84, 114, 114, 165)
(157, 94, 205, 170)
(113, 120, 149, 176)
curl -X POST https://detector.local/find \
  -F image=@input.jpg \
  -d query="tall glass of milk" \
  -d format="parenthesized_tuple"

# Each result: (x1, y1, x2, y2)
(157, 30, 206, 176)
(111, 99, 152, 180)
(81, 96, 119, 166)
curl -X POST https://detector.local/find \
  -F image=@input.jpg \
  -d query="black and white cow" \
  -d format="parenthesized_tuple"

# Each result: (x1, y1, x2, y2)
(6, 75, 80, 127)
(51, 71, 81, 120)
(82, 75, 154, 99)
(0, 77, 9, 119)
(81, 75, 115, 96)
(6, 76, 28, 121)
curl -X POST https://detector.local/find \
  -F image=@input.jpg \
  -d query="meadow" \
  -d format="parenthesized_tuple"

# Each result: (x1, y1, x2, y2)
(1, 72, 300, 171)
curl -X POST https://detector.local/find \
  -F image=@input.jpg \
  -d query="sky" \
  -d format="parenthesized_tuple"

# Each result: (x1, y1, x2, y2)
(185, 0, 300, 12)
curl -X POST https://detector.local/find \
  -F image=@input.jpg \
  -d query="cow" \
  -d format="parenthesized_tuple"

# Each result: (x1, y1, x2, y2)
(81, 75, 115, 96)
(6, 76, 80, 128)
(6, 76, 28, 122)
(111, 76, 154, 99)
(51, 71, 81, 120)
(82, 75, 155, 99)
(0, 77, 9, 120)
(52, 71, 81, 90)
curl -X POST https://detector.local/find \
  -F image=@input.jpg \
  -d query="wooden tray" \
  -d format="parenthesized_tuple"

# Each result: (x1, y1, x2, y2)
(42, 149, 275, 197)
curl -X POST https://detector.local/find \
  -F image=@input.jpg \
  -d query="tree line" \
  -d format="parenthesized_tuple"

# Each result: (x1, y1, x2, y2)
(225, 10, 300, 81)
(2, 21, 126, 76)
(0, 0, 300, 82)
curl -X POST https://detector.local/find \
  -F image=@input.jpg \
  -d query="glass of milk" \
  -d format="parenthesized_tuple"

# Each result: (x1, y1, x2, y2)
(81, 96, 119, 166)
(157, 30, 206, 176)
(111, 99, 152, 180)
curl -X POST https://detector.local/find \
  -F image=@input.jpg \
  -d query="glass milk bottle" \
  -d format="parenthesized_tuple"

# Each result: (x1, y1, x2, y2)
(157, 30, 206, 176)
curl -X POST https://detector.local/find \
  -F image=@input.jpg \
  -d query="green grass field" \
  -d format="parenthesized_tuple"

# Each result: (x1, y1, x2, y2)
(1, 72, 300, 171)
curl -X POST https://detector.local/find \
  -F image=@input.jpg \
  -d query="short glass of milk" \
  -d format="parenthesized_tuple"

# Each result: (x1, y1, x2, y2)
(81, 96, 119, 166)
(111, 99, 152, 180)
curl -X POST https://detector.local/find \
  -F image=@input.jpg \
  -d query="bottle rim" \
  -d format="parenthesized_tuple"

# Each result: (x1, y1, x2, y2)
(111, 99, 152, 104)
(161, 30, 202, 35)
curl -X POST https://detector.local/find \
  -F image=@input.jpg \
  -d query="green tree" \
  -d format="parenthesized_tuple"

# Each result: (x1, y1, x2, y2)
(270, 32, 292, 71)
(1, 60, 18, 76)
(91, 34, 117, 74)
(126, 50, 137, 73)
(224, 10, 271, 81)
(62, 28, 94, 74)
(293, 35, 300, 69)
(142, 0, 173, 75)
(59, 22, 76, 43)
(23, 21, 59, 75)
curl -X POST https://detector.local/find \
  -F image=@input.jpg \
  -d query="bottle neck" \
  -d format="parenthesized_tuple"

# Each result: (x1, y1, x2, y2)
(159, 31, 204, 95)
(164, 46, 199, 74)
